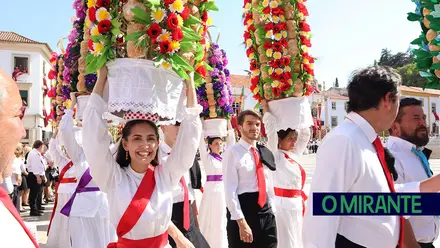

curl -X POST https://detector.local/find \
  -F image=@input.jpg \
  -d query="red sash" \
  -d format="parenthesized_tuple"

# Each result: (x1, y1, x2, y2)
(47, 161, 75, 235)
(0, 187, 39, 247)
(281, 152, 308, 216)
(107, 165, 167, 248)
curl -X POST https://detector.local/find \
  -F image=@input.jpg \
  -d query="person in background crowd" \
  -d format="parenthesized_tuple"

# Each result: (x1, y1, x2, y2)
(223, 110, 277, 248)
(43, 145, 56, 204)
(19, 145, 31, 209)
(11, 143, 24, 212)
(27, 140, 47, 216)
(388, 97, 439, 248)
(0, 69, 38, 247)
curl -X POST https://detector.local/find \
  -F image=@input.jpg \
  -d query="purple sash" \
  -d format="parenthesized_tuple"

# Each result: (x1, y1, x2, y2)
(206, 175, 223, 181)
(60, 168, 100, 216)
(209, 153, 222, 161)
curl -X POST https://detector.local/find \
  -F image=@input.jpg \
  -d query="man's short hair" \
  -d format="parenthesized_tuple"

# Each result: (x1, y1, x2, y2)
(32, 140, 44, 149)
(395, 97, 423, 123)
(237, 110, 261, 126)
(346, 66, 401, 113)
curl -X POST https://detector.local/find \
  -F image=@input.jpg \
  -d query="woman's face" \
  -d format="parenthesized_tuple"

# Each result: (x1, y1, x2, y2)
(279, 131, 297, 151)
(208, 139, 223, 154)
(123, 123, 159, 166)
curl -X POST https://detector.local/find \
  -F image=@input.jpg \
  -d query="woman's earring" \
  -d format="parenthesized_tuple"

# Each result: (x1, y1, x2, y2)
(126, 151, 129, 160)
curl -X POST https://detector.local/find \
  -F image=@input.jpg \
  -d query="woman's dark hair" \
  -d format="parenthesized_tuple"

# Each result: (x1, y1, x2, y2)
(32, 140, 44, 149)
(277, 128, 298, 141)
(346, 66, 401, 113)
(115, 119, 160, 168)
(207, 136, 222, 152)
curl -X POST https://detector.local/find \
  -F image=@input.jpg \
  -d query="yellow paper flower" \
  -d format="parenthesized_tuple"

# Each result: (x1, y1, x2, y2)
(177, 15, 184, 26)
(152, 8, 166, 23)
(206, 42, 211, 50)
(253, 87, 259, 94)
(96, 7, 111, 21)
(281, 31, 287, 38)
(309, 64, 314, 69)
(272, 16, 280, 23)
(271, 80, 280, 87)
(268, 67, 274, 75)
(283, 47, 288, 54)
(273, 52, 282, 60)
(207, 16, 213, 26)
(302, 45, 309, 52)
(170, 40, 180, 53)
(298, 13, 304, 19)
(85, 17, 91, 29)
(280, 15, 285, 22)
(286, 66, 292, 72)
(303, 58, 310, 64)
(274, 33, 282, 41)
(91, 25, 100, 36)
(246, 39, 253, 48)
(162, 61, 171, 69)
(253, 69, 260, 77)
(262, 0, 270, 7)
(247, 19, 254, 25)
(87, 0, 96, 8)
(263, 14, 270, 21)
(269, 1, 279, 8)
(248, 52, 255, 59)
(245, 3, 252, 10)
(275, 68, 283, 75)
(158, 31, 171, 42)
(170, 0, 184, 13)
(266, 30, 273, 38)
(266, 49, 273, 57)
(287, 79, 293, 85)
(93, 42, 104, 56)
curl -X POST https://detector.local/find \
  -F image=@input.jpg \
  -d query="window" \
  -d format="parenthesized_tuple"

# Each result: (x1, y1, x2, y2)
(24, 130, 29, 139)
(13, 56, 29, 74)
(331, 116, 338, 127)
(332, 102, 336, 110)
(20, 90, 29, 105)
(232, 102, 240, 115)
(433, 103, 437, 113)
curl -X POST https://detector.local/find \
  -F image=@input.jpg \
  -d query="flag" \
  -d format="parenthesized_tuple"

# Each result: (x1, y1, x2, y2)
(239, 86, 245, 113)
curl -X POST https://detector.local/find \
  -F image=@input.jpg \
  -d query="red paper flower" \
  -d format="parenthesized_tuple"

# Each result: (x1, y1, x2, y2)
(271, 7, 285, 16)
(244, 31, 251, 41)
(264, 41, 272, 50)
(47, 87, 56, 98)
(281, 83, 291, 92)
(271, 72, 281, 80)
(172, 28, 184, 41)
(250, 60, 258, 70)
(196, 65, 207, 77)
(167, 13, 179, 30)
(299, 22, 311, 32)
(48, 70, 57, 80)
(242, 0, 251, 7)
(180, 7, 190, 20)
(272, 87, 281, 97)
(277, 22, 287, 31)
(280, 38, 288, 47)
(147, 23, 162, 40)
(164, 0, 175, 5)
(88, 39, 95, 51)
(300, 36, 312, 47)
(283, 57, 291, 66)
(246, 47, 255, 57)
(89, 7, 97, 22)
(201, 11, 208, 22)
(247, 24, 256, 32)
(263, 7, 271, 14)
(297, 3, 309, 16)
(98, 20, 112, 33)
(159, 40, 171, 53)
(253, 93, 261, 101)
(265, 23, 274, 32)
(97, 0, 110, 8)
(282, 72, 292, 82)
(251, 76, 259, 87)
(272, 42, 283, 52)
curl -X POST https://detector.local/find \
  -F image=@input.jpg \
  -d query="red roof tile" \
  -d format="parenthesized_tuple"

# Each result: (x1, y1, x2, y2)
(0, 31, 52, 52)
(230, 74, 250, 87)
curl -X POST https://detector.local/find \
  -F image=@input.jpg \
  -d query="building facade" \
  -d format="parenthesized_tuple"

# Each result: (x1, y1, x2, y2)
(0, 31, 54, 145)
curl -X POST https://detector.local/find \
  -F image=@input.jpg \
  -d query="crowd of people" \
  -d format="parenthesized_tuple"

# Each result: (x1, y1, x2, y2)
(0, 64, 439, 248)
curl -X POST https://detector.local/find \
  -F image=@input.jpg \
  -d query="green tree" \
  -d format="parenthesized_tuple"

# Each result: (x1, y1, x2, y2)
(334, 77, 339, 88)
(395, 63, 427, 88)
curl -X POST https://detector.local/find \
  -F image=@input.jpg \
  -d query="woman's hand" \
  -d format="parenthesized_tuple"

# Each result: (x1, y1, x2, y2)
(261, 99, 269, 113)
(93, 65, 108, 96)
(176, 236, 195, 248)
(70, 92, 77, 110)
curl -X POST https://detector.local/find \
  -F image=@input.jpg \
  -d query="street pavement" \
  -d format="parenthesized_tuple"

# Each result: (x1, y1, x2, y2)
(24, 154, 440, 247)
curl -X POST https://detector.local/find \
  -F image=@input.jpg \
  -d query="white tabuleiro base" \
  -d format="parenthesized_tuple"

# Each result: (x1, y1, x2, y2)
(76, 95, 90, 121)
(106, 58, 184, 120)
(268, 96, 314, 132)
(203, 119, 228, 138)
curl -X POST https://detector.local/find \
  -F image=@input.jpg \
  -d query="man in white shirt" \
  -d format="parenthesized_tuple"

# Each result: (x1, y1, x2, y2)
(388, 97, 438, 248)
(223, 109, 277, 248)
(0, 69, 38, 247)
(303, 66, 440, 248)
(160, 121, 209, 248)
(26, 140, 46, 216)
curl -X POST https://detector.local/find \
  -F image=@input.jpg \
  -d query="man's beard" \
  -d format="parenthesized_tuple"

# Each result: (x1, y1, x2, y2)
(243, 130, 260, 141)
(401, 126, 429, 147)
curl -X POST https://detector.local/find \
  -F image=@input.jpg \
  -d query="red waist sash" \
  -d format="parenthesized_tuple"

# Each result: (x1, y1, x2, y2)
(60, 177, 77, 183)
(274, 187, 308, 216)
(107, 231, 168, 248)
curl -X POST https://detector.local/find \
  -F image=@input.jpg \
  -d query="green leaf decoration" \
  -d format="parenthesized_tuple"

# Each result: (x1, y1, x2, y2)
(194, 73, 204, 87)
(407, 12, 422, 21)
(132, 7, 152, 25)
(411, 37, 423, 45)
(125, 31, 145, 42)
(180, 41, 195, 52)
(202, 1, 219, 11)
(181, 26, 201, 42)
(195, 44, 204, 61)
(111, 19, 122, 29)
(171, 54, 194, 72)
(173, 64, 190, 80)
(413, 49, 432, 58)
(203, 61, 213, 71)
(184, 15, 202, 26)
(419, 71, 433, 77)
(90, 35, 101, 43)
(146, 0, 160, 6)
(431, 62, 440, 70)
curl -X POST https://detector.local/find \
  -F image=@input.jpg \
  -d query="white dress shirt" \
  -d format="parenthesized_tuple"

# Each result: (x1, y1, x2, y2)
(222, 138, 275, 220)
(82, 93, 202, 241)
(27, 149, 45, 176)
(303, 112, 421, 248)
(0, 202, 35, 247)
(158, 142, 196, 203)
(11, 158, 23, 186)
(387, 136, 439, 243)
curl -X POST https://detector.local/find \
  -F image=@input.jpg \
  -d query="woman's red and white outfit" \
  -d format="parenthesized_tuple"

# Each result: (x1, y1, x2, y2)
(263, 112, 308, 248)
(82, 93, 202, 247)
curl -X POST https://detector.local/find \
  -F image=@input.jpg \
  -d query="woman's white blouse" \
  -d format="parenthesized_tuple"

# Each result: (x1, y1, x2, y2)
(82, 93, 202, 240)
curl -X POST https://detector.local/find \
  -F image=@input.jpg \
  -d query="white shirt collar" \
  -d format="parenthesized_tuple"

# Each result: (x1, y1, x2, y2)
(238, 138, 254, 151)
(387, 136, 418, 152)
(346, 112, 377, 143)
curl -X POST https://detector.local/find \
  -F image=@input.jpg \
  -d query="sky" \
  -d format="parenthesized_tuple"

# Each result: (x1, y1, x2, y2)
(0, 0, 421, 89)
